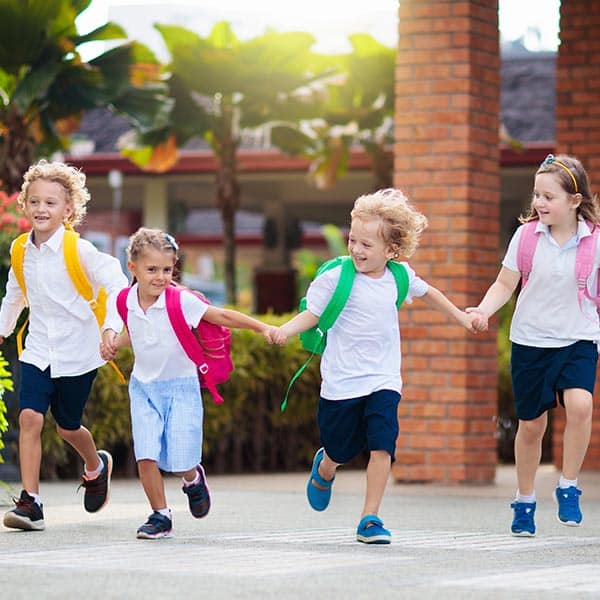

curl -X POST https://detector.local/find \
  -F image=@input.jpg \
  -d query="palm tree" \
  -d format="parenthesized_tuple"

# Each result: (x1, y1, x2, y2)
(121, 21, 331, 305)
(270, 34, 396, 190)
(0, 0, 172, 193)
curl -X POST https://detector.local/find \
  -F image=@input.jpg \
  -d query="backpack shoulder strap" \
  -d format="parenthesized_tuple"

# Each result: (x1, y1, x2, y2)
(316, 256, 355, 334)
(116, 287, 131, 329)
(165, 285, 209, 367)
(516, 221, 540, 286)
(387, 261, 409, 309)
(577, 222, 600, 309)
(10, 232, 30, 300)
(63, 228, 106, 327)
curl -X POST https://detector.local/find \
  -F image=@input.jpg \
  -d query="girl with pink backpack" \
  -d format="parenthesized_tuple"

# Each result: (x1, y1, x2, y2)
(468, 154, 600, 537)
(101, 227, 279, 539)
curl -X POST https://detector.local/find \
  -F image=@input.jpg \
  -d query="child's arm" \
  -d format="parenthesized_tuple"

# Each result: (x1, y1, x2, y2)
(420, 285, 479, 333)
(465, 266, 521, 330)
(279, 309, 319, 339)
(100, 328, 130, 361)
(202, 306, 281, 343)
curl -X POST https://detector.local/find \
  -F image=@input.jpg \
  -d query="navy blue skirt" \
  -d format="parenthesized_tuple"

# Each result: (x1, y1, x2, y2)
(511, 341, 598, 421)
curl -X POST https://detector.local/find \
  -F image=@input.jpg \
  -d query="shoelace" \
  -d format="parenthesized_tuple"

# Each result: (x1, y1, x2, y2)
(77, 472, 105, 496)
(13, 495, 33, 509)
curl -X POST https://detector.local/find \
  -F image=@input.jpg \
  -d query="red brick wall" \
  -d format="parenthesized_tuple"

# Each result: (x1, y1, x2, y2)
(553, 0, 600, 470)
(393, 1, 500, 483)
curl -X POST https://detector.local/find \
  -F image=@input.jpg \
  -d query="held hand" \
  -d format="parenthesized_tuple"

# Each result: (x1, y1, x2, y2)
(102, 329, 118, 355)
(465, 307, 489, 332)
(99, 342, 116, 361)
(263, 325, 287, 346)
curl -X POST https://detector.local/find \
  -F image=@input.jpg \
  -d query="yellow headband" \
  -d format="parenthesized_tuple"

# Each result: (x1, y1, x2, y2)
(541, 154, 578, 193)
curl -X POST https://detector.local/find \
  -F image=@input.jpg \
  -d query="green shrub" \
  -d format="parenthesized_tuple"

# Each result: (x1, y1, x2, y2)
(0, 350, 13, 465)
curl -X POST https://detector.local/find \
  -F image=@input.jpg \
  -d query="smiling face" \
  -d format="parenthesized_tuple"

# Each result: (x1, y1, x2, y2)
(23, 179, 73, 245)
(347, 216, 394, 278)
(533, 172, 580, 231)
(128, 247, 177, 306)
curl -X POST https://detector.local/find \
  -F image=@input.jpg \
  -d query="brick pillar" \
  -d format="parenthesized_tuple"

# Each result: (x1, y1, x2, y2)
(392, 1, 500, 483)
(552, 0, 600, 470)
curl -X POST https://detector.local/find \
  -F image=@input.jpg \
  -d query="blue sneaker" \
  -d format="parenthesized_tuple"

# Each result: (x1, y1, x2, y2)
(182, 464, 211, 519)
(136, 512, 173, 539)
(510, 501, 536, 537)
(356, 515, 391, 544)
(306, 448, 335, 511)
(554, 486, 582, 526)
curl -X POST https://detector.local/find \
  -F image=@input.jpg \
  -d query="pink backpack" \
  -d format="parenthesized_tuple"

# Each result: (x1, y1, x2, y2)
(116, 284, 233, 404)
(517, 220, 600, 313)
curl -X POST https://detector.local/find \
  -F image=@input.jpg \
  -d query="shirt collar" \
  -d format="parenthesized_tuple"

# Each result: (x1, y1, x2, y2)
(534, 216, 591, 242)
(26, 224, 66, 252)
(127, 283, 166, 313)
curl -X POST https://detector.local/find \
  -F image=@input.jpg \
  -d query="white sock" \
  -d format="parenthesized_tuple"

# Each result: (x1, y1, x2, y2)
(157, 508, 172, 519)
(84, 456, 103, 479)
(26, 491, 42, 506)
(516, 491, 536, 503)
(182, 469, 200, 487)
(559, 475, 578, 489)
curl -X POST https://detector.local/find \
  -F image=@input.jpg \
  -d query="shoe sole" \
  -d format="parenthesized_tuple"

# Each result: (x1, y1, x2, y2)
(136, 530, 173, 539)
(86, 450, 113, 513)
(511, 530, 535, 537)
(356, 534, 391, 544)
(553, 491, 582, 527)
(3, 513, 45, 531)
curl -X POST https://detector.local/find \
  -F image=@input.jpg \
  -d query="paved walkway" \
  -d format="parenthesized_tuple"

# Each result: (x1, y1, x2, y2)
(2, 465, 600, 599)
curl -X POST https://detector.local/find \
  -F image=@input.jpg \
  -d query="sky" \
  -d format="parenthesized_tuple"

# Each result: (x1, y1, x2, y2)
(76, 0, 561, 60)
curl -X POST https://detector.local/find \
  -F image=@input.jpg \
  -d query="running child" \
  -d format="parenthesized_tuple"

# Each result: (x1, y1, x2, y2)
(467, 154, 600, 536)
(0, 159, 128, 531)
(100, 227, 280, 539)
(273, 188, 480, 544)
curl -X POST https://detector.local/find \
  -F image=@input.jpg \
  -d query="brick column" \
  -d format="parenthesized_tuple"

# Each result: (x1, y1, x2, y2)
(393, 1, 500, 483)
(552, 0, 600, 470)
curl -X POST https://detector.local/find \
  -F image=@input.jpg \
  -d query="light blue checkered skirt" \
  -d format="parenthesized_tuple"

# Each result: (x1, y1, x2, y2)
(129, 375, 203, 472)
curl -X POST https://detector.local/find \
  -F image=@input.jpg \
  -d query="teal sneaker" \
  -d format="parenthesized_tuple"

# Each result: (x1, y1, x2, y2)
(554, 486, 582, 526)
(136, 512, 173, 539)
(306, 448, 335, 511)
(510, 501, 536, 537)
(356, 515, 391, 544)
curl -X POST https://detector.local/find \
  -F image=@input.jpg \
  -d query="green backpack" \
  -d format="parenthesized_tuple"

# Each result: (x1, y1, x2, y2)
(282, 256, 409, 411)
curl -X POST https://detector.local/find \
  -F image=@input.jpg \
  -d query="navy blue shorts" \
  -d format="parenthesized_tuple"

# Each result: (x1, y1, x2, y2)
(317, 389, 401, 464)
(511, 341, 598, 421)
(19, 362, 98, 430)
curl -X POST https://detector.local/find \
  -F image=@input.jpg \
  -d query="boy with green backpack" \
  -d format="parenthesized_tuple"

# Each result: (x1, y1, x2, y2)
(274, 188, 480, 544)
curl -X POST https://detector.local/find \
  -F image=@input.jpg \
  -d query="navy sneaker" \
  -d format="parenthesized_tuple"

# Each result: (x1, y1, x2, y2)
(80, 450, 113, 513)
(510, 500, 536, 537)
(136, 512, 173, 539)
(555, 486, 582, 526)
(356, 515, 391, 544)
(3, 490, 45, 531)
(182, 464, 211, 518)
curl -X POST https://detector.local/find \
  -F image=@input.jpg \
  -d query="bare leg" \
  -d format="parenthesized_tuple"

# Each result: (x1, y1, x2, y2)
(175, 467, 198, 482)
(18, 409, 44, 494)
(561, 388, 593, 480)
(361, 450, 391, 518)
(138, 459, 167, 511)
(311, 449, 339, 490)
(57, 425, 101, 472)
(514, 413, 547, 496)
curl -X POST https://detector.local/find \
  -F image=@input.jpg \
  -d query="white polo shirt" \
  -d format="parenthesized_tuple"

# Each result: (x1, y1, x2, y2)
(502, 219, 600, 347)
(124, 285, 208, 383)
(0, 226, 128, 377)
(306, 262, 428, 399)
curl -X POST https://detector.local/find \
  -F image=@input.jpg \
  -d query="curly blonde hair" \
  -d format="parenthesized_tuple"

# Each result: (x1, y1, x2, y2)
(127, 227, 179, 263)
(350, 188, 428, 257)
(17, 159, 90, 226)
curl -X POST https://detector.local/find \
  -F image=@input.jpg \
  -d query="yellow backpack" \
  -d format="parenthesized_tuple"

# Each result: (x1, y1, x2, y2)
(10, 225, 125, 383)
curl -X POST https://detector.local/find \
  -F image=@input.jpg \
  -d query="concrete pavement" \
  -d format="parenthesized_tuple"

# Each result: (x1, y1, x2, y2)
(1, 465, 600, 599)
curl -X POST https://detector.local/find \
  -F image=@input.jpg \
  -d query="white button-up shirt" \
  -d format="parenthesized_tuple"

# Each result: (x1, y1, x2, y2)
(0, 226, 128, 377)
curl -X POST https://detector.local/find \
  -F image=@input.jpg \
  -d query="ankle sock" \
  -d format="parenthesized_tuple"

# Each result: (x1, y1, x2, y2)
(558, 475, 578, 489)
(25, 491, 42, 506)
(157, 508, 172, 519)
(84, 457, 103, 479)
(516, 491, 536, 503)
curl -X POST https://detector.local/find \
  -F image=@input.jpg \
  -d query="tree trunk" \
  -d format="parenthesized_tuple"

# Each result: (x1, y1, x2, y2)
(215, 99, 240, 306)
(0, 111, 35, 193)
